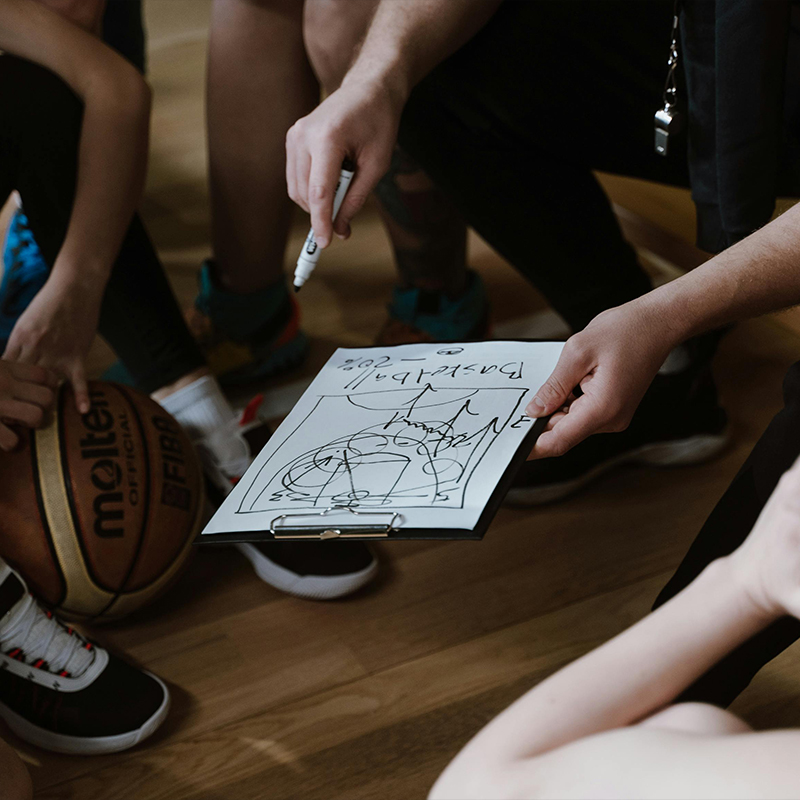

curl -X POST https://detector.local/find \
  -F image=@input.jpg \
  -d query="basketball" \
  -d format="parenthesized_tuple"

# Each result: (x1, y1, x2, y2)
(0, 381, 205, 622)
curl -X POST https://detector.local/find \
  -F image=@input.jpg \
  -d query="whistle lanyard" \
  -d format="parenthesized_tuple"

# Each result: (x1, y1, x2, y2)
(654, 1, 684, 156)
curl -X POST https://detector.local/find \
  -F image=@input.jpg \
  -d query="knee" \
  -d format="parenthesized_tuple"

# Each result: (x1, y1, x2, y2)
(304, 0, 375, 92)
(0, 740, 32, 800)
(641, 702, 752, 736)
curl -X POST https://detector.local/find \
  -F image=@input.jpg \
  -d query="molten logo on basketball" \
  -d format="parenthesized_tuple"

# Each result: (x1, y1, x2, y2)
(90, 460, 123, 492)
(80, 388, 128, 539)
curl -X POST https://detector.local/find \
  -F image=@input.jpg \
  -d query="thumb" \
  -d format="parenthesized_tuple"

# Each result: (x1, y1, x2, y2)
(3, 327, 22, 362)
(526, 346, 590, 417)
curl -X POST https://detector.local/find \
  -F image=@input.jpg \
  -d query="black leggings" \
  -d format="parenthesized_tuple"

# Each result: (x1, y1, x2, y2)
(399, 0, 800, 705)
(0, 55, 205, 393)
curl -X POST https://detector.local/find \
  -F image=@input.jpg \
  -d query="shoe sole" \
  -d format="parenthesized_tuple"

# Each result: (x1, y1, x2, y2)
(235, 542, 379, 600)
(504, 430, 730, 507)
(0, 673, 170, 756)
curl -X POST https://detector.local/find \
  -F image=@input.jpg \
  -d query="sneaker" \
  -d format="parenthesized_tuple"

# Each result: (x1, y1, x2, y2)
(0, 208, 49, 348)
(236, 539, 379, 601)
(0, 560, 169, 755)
(101, 261, 309, 388)
(187, 260, 309, 385)
(375, 269, 490, 345)
(200, 399, 379, 601)
(505, 360, 729, 506)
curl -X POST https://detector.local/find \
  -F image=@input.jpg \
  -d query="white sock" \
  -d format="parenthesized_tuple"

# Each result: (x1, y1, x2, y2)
(156, 375, 250, 477)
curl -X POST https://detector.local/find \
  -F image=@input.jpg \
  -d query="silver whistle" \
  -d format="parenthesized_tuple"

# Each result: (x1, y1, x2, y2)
(654, 104, 684, 156)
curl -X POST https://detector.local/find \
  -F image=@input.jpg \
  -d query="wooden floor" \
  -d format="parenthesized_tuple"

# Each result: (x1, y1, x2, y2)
(7, 3, 800, 798)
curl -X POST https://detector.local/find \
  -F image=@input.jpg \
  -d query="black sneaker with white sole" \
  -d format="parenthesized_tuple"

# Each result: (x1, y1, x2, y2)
(200, 400, 380, 600)
(506, 361, 729, 506)
(236, 540, 379, 600)
(0, 561, 169, 755)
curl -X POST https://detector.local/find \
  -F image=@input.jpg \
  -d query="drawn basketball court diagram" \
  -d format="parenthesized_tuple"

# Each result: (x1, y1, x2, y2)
(237, 384, 530, 513)
(202, 341, 566, 537)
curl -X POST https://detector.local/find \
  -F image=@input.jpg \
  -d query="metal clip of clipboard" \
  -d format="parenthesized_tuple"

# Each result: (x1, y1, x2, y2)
(269, 506, 402, 540)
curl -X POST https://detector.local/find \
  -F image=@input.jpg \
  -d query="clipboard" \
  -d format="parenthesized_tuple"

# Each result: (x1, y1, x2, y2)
(195, 414, 549, 543)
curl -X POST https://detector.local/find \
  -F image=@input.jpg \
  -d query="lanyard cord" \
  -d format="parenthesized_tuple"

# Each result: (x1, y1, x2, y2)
(662, 0, 681, 110)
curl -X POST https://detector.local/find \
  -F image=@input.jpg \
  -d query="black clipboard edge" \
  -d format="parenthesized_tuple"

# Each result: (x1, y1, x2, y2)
(195, 338, 559, 544)
(194, 413, 549, 545)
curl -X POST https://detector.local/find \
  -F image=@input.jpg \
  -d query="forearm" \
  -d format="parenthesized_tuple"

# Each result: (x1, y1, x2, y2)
(641, 202, 800, 346)
(343, 0, 502, 102)
(2, 0, 151, 288)
(447, 557, 775, 770)
(53, 81, 151, 288)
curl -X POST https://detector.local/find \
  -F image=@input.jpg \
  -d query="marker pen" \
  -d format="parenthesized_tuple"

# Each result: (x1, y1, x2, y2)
(293, 158, 355, 292)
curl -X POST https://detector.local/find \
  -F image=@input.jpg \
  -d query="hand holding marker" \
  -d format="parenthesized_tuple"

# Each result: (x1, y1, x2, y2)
(293, 158, 356, 292)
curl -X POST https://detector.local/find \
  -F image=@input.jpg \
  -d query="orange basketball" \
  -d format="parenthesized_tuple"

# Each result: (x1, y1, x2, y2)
(0, 381, 205, 622)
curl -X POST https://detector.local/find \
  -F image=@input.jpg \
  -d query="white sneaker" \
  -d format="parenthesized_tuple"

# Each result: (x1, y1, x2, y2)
(0, 562, 169, 755)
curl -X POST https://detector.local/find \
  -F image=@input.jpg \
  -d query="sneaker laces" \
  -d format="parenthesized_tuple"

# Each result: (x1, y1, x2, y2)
(0, 594, 95, 678)
(6, 211, 46, 274)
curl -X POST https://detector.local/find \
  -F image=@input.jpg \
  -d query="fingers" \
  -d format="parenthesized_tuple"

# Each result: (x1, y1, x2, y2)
(307, 147, 344, 249)
(0, 398, 44, 429)
(8, 361, 58, 389)
(286, 123, 311, 213)
(526, 342, 592, 418)
(12, 379, 55, 411)
(4, 325, 40, 365)
(294, 148, 312, 214)
(70, 363, 90, 415)
(0, 422, 19, 452)
(286, 141, 299, 212)
(333, 160, 385, 239)
(529, 368, 627, 459)
(529, 396, 607, 459)
(2, 338, 21, 362)
(543, 407, 570, 432)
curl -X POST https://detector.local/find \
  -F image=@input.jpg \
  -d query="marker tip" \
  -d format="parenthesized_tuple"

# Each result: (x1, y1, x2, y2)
(293, 285, 301, 293)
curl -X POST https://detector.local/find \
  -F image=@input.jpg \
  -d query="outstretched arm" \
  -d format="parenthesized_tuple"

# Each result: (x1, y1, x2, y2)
(285, 0, 501, 248)
(432, 455, 800, 798)
(529, 201, 800, 458)
(0, 0, 150, 412)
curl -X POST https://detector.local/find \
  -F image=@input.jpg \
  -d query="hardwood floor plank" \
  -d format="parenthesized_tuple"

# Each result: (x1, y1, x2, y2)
(26, 315, 799, 794)
(34, 573, 667, 800)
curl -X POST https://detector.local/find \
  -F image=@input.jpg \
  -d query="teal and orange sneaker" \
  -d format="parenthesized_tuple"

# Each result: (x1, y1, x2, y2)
(103, 260, 308, 388)
(375, 269, 490, 345)
(0, 209, 49, 349)
(186, 260, 308, 385)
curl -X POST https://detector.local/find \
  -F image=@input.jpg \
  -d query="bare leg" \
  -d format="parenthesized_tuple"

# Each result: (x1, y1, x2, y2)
(207, 0, 318, 293)
(304, 0, 469, 297)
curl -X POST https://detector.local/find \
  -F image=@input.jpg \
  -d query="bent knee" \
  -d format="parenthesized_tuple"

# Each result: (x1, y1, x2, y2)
(303, 0, 376, 91)
(641, 702, 752, 736)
